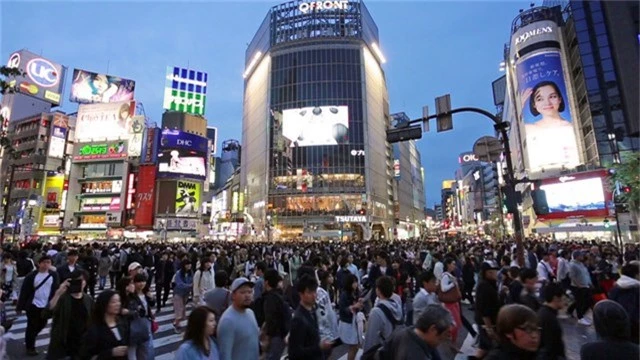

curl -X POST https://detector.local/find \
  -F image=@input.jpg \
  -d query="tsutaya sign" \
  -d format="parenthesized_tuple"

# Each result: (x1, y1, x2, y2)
(335, 215, 367, 223)
(299, 1, 349, 13)
(514, 26, 553, 46)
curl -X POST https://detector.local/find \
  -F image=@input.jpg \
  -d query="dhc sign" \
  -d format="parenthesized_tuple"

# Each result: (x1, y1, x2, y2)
(299, 1, 349, 13)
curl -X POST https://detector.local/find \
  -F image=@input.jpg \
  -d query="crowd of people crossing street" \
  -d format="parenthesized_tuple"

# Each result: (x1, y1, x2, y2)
(0, 237, 636, 360)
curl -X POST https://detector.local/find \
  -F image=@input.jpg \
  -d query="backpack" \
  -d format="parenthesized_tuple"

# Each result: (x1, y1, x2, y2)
(361, 304, 403, 360)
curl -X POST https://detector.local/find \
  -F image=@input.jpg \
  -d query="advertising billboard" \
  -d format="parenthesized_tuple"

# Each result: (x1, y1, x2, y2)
(128, 115, 146, 157)
(48, 124, 67, 159)
(393, 159, 400, 178)
(282, 106, 349, 147)
(73, 141, 127, 162)
(535, 170, 612, 221)
(6, 49, 66, 105)
(160, 129, 209, 153)
(458, 152, 480, 164)
(70, 69, 136, 104)
(163, 66, 208, 116)
(75, 101, 136, 142)
(176, 180, 201, 217)
(134, 165, 157, 227)
(157, 149, 207, 179)
(39, 175, 64, 229)
(207, 126, 218, 155)
(156, 182, 177, 215)
(515, 51, 580, 173)
(141, 127, 160, 164)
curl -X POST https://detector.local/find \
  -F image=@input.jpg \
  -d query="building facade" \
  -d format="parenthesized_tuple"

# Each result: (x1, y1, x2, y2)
(241, 0, 393, 241)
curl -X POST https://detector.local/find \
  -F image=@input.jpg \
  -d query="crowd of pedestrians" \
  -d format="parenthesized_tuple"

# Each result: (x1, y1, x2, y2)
(0, 237, 636, 359)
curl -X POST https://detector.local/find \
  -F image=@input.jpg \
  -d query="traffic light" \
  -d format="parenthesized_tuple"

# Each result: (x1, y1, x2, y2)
(622, 186, 631, 194)
(604, 218, 610, 229)
(358, 209, 366, 215)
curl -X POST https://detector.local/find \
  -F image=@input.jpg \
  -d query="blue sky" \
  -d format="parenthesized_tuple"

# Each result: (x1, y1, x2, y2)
(1, 0, 531, 207)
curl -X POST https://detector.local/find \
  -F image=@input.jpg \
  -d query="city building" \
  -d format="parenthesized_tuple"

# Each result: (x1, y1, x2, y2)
(500, 4, 638, 239)
(391, 113, 426, 239)
(1, 112, 73, 241)
(454, 152, 499, 227)
(440, 180, 456, 228)
(241, 0, 393, 241)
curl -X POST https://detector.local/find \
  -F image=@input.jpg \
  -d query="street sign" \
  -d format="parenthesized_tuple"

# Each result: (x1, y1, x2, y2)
(386, 125, 422, 143)
(435, 94, 452, 132)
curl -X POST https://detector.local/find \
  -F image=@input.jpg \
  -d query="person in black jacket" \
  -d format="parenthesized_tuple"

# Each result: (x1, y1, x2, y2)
(80, 248, 98, 298)
(288, 274, 332, 360)
(580, 300, 639, 360)
(155, 251, 171, 313)
(537, 283, 566, 360)
(17, 255, 60, 356)
(475, 261, 501, 359)
(262, 269, 290, 360)
(485, 304, 540, 360)
(368, 251, 394, 303)
(56, 249, 83, 282)
(81, 289, 129, 360)
(608, 261, 639, 344)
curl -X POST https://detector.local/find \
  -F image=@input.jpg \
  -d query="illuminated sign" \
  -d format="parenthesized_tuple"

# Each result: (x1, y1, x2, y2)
(75, 101, 135, 142)
(74, 141, 127, 161)
(70, 68, 136, 104)
(299, 1, 349, 13)
(350, 149, 365, 156)
(335, 215, 367, 223)
(393, 159, 400, 178)
(154, 217, 198, 230)
(176, 181, 201, 217)
(459, 152, 479, 163)
(514, 26, 553, 46)
(282, 106, 349, 147)
(163, 66, 208, 116)
(5, 49, 66, 105)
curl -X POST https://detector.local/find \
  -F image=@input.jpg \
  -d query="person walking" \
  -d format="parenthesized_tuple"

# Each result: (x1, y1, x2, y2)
(98, 249, 112, 291)
(262, 269, 290, 360)
(440, 257, 462, 344)
(217, 277, 260, 360)
(193, 257, 215, 306)
(17, 255, 60, 357)
(580, 300, 639, 360)
(81, 290, 129, 360)
(175, 306, 220, 360)
(173, 259, 193, 333)
(568, 251, 593, 326)
(484, 304, 541, 360)
(537, 283, 566, 360)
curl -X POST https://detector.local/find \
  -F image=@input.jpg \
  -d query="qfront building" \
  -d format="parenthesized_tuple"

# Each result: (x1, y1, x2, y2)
(241, 0, 394, 240)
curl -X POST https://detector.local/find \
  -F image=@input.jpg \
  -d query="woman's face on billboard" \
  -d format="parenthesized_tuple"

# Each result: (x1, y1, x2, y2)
(533, 85, 561, 118)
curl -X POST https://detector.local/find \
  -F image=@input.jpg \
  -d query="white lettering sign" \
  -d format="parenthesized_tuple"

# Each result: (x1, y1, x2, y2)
(170, 95, 203, 107)
(460, 153, 479, 163)
(335, 215, 367, 223)
(514, 26, 553, 46)
(299, 1, 349, 13)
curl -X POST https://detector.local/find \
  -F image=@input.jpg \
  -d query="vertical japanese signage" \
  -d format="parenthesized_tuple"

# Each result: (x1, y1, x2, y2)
(163, 66, 207, 116)
(141, 127, 160, 164)
(134, 165, 156, 227)
(48, 114, 69, 159)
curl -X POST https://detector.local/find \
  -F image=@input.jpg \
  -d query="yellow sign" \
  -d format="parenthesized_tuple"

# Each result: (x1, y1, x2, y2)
(442, 180, 455, 190)
(39, 175, 64, 230)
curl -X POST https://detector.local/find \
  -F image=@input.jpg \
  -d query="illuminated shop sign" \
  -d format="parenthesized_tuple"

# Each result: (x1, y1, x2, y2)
(459, 152, 479, 163)
(74, 141, 127, 161)
(514, 26, 553, 46)
(299, 1, 349, 13)
(335, 215, 367, 223)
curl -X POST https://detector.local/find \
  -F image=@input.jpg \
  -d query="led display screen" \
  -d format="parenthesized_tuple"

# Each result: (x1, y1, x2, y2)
(282, 106, 349, 147)
(540, 177, 605, 213)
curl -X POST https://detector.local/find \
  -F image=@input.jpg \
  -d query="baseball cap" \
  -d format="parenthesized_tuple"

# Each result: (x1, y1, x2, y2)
(481, 260, 500, 272)
(230, 277, 254, 293)
(128, 262, 142, 272)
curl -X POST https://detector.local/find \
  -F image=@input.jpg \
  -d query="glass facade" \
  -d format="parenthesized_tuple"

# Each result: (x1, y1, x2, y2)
(242, 0, 392, 239)
(567, 1, 639, 167)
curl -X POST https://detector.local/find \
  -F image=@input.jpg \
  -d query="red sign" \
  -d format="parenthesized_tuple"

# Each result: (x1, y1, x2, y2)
(134, 165, 156, 227)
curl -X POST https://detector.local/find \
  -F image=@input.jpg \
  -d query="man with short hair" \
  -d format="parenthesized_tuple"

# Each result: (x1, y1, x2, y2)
(17, 255, 60, 356)
(538, 283, 566, 360)
(204, 270, 232, 321)
(217, 277, 260, 360)
(363, 276, 403, 353)
(385, 304, 452, 360)
(262, 269, 290, 360)
(56, 249, 81, 282)
(413, 271, 439, 325)
(475, 261, 501, 359)
(288, 274, 333, 360)
(253, 261, 267, 301)
(569, 250, 593, 326)
(518, 268, 541, 312)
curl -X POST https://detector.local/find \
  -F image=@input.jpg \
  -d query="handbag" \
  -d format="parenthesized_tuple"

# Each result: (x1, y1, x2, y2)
(151, 319, 159, 333)
(437, 274, 462, 304)
(129, 316, 151, 344)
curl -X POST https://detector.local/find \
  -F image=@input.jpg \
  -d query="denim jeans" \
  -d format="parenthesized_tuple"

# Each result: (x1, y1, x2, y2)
(128, 318, 154, 360)
(99, 276, 107, 289)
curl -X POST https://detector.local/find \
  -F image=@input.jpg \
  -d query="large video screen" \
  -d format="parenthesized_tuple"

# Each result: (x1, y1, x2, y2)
(282, 106, 349, 147)
(540, 177, 605, 213)
(157, 149, 206, 180)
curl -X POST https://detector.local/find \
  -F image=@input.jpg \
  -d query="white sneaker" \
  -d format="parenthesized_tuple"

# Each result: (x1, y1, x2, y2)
(578, 318, 592, 326)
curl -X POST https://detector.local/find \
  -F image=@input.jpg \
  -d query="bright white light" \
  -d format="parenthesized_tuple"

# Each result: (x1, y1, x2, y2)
(371, 43, 386, 64)
(242, 51, 263, 79)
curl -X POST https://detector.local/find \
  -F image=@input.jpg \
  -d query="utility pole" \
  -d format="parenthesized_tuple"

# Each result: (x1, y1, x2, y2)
(387, 105, 526, 267)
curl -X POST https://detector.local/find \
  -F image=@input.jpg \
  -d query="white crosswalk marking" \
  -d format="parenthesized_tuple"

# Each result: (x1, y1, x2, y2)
(5, 282, 192, 359)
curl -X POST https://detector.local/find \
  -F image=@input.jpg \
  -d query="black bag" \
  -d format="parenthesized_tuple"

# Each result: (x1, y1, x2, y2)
(129, 316, 151, 344)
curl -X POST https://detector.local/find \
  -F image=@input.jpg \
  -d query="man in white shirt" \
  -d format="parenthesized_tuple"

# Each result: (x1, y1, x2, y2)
(537, 251, 555, 287)
(16, 255, 60, 356)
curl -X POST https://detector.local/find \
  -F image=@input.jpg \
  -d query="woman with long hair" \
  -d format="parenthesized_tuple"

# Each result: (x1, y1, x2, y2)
(175, 306, 220, 360)
(441, 257, 463, 344)
(173, 259, 193, 333)
(485, 304, 541, 360)
(338, 273, 363, 360)
(81, 290, 129, 359)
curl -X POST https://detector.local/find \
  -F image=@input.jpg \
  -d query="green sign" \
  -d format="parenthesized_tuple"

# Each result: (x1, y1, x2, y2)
(74, 141, 127, 161)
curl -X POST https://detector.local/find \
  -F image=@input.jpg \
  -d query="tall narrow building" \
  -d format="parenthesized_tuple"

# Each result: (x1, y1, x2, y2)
(241, 0, 393, 241)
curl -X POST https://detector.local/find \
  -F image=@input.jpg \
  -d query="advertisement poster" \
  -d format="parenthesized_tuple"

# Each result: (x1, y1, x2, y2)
(157, 149, 207, 180)
(282, 106, 349, 147)
(142, 127, 160, 164)
(70, 69, 136, 104)
(160, 129, 208, 153)
(515, 51, 580, 173)
(43, 175, 64, 209)
(73, 141, 127, 162)
(75, 100, 135, 142)
(175, 181, 201, 217)
(48, 126, 67, 159)
(128, 115, 146, 157)
(6, 50, 66, 105)
(163, 66, 208, 116)
(134, 165, 156, 227)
